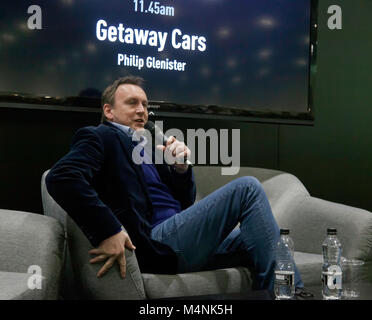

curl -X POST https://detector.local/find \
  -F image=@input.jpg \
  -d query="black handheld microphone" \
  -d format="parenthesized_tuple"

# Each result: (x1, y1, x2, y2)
(145, 120, 192, 166)
(144, 120, 166, 144)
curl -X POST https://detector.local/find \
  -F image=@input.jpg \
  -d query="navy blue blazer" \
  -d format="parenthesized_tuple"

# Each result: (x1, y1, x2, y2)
(46, 121, 196, 274)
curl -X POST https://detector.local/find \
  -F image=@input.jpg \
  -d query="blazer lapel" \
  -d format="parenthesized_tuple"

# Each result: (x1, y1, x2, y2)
(103, 121, 152, 201)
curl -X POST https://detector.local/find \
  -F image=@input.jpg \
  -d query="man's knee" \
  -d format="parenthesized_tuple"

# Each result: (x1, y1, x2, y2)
(231, 176, 266, 199)
(235, 176, 262, 190)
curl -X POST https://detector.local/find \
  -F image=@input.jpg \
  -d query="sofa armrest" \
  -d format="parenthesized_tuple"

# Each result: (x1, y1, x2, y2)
(0, 209, 65, 299)
(276, 196, 372, 259)
(66, 215, 146, 300)
(42, 169, 146, 300)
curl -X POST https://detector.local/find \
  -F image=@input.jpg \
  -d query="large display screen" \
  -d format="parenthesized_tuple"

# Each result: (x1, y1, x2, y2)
(0, 0, 316, 119)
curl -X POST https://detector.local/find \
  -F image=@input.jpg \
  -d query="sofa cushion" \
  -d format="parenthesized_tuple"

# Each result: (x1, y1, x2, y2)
(283, 196, 372, 258)
(142, 251, 322, 299)
(0, 209, 64, 299)
(0, 272, 40, 300)
(142, 267, 252, 299)
(294, 251, 323, 286)
(193, 166, 285, 202)
(260, 173, 309, 214)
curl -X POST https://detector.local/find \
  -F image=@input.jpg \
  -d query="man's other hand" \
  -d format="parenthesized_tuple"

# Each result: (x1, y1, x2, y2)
(89, 230, 136, 278)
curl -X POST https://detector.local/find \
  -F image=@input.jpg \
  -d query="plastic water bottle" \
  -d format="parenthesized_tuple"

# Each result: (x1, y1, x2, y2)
(274, 229, 295, 299)
(322, 228, 342, 300)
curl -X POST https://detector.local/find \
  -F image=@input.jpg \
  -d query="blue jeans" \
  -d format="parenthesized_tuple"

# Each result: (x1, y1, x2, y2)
(151, 176, 304, 290)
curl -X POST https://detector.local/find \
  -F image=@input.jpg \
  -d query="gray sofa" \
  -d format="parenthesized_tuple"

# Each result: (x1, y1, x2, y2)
(0, 209, 65, 299)
(40, 166, 372, 299)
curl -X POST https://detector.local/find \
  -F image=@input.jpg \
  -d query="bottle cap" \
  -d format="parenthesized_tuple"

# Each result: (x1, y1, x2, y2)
(280, 229, 290, 235)
(327, 228, 337, 235)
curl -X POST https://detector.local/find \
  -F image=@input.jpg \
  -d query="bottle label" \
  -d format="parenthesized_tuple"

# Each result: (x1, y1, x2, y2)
(322, 265, 342, 290)
(275, 271, 294, 286)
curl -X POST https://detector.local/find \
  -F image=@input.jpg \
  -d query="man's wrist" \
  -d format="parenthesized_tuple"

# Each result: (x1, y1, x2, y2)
(172, 164, 189, 174)
(112, 225, 125, 237)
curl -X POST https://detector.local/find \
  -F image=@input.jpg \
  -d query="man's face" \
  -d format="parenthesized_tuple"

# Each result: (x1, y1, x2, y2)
(104, 84, 149, 131)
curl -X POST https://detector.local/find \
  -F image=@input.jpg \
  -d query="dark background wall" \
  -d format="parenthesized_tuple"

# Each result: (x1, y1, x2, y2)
(0, 0, 371, 214)
(279, 0, 372, 211)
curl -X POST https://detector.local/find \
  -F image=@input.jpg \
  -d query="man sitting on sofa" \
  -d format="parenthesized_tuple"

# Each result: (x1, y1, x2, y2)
(46, 75, 307, 293)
